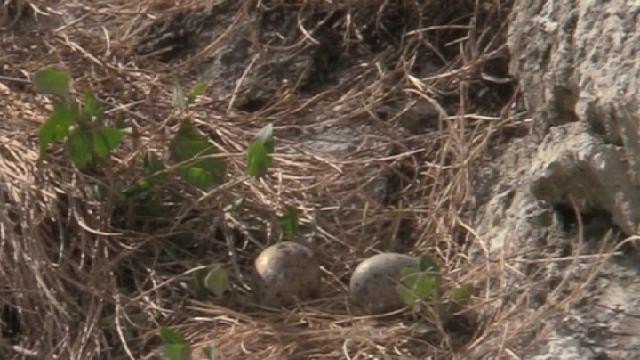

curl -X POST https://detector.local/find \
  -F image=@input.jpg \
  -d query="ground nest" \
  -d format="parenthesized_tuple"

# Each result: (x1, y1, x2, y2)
(0, 0, 524, 358)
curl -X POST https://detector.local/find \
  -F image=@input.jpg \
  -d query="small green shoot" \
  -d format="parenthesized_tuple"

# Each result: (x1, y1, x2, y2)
(444, 283, 473, 314)
(159, 326, 191, 360)
(173, 81, 207, 110)
(33, 67, 70, 100)
(67, 127, 93, 169)
(246, 124, 274, 177)
(396, 255, 441, 309)
(33, 68, 126, 169)
(38, 101, 76, 162)
(82, 90, 103, 121)
(396, 266, 439, 308)
(188, 82, 207, 104)
(204, 266, 229, 298)
(169, 121, 226, 189)
(450, 284, 473, 306)
(280, 207, 299, 237)
(192, 268, 209, 300)
(419, 254, 439, 273)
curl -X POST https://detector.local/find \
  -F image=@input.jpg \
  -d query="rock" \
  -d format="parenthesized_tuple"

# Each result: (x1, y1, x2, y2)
(469, 0, 640, 358)
(510, 0, 640, 189)
(253, 241, 321, 307)
(529, 122, 640, 235)
(349, 252, 418, 314)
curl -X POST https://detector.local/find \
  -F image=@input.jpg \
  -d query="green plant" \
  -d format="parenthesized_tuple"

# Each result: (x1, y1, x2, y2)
(395, 255, 473, 318)
(246, 123, 274, 177)
(124, 80, 275, 198)
(395, 255, 441, 310)
(279, 207, 299, 237)
(169, 120, 226, 189)
(159, 326, 191, 360)
(33, 67, 128, 169)
(203, 265, 229, 298)
(159, 326, 218, 360)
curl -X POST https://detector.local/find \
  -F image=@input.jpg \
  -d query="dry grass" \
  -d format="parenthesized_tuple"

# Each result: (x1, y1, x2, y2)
(0, 0, 608, 359)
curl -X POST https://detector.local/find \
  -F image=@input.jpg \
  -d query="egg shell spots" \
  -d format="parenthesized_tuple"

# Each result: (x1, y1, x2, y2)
(253, 241, 320, 307)
(349, 252, 419, 314)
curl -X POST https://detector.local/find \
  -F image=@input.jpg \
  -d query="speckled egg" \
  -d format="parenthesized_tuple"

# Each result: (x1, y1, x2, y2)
(253, 241, 321, 307)
(349, 252, 419, 314)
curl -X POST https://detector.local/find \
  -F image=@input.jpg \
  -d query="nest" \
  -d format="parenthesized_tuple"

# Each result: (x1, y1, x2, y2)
(0, 0, 565, 358)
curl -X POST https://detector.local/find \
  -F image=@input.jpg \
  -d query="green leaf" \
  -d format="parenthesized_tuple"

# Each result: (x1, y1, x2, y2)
(172, 80, 187, 111)
(280, 207, 299, 237)
(163, 344, 190, 360)
(82, 90, 103, 121)
(396, 283, 419, 307)
(412, 273, 438, 299)
(38, 100, 77, 161)
(67, 127, 94, 169)
(87, 127, 125, 162)
(159, 326, 185, 345)
(246, 141, 270, 177)
(246, 124, 274, 177)
(188, 82, 207, 104)
(192, 268, 209, 300)
(396, 266, 439, 307)
(159, 326, 191, 360)
(96, 127, 125, 151)
(33, 68, 70, 99)
(91, 129, 110, 159)
(255, 123, 274, 153)
(450, 284, 473, 305)
(123, 178, 154, 199)
(169, 121, 210, 160)
(182, 166, 215, 189)
(418, 255, 439, 273)
(202, 345, 217, 360)
(170, 121, 226, 189)
(204, 266, 228, 298)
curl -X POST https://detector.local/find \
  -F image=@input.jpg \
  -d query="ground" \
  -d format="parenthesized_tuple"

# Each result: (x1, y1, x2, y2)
(0, 1, 554, 359)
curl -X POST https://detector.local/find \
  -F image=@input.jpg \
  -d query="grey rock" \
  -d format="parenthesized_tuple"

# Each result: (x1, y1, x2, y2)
(529, 122, 640, 235)
(471, 0, 640, 358)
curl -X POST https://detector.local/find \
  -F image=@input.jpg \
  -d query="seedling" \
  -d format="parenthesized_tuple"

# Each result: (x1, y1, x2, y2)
(395, 254, 474, 321)
(280, 207, 299, 237)
(33, 67, 128, 170)
(246, 123, 274, 177)
(169, 121, 226, 189)
(159, 326, 191, 360)
(395, 255, 441, 310)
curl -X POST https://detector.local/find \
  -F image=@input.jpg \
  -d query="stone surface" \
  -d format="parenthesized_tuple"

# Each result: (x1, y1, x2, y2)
(529, 122, 640, 235)
(472, 0, 640, 358)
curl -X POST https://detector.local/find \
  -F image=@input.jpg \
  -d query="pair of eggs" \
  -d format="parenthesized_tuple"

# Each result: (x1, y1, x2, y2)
(253, 241, 420, 313)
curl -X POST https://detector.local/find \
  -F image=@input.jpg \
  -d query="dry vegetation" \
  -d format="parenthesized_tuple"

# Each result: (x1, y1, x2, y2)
(0, 0, 558, 358)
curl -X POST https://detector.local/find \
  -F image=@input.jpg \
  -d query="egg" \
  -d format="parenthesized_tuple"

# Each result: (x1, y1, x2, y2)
(349, 252, 419, 314)
(253, 241, 321, 307)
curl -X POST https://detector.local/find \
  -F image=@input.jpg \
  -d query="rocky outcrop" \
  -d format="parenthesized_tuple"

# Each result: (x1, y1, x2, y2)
(510, 0, 640, 225)
(474, 0, 640, 358)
